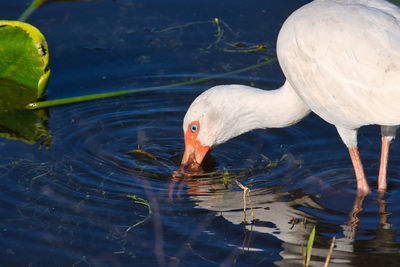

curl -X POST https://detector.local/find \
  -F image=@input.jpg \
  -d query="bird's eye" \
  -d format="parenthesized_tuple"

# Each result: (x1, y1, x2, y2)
(190, 123, 199, 133)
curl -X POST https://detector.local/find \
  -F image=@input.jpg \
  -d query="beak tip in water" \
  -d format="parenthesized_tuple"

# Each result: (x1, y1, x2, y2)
(180, 154, 202, 171)
(180, 139, 210, 172)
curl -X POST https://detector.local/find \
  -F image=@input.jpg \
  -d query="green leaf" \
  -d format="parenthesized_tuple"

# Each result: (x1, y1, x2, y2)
(0, 21, 50, 144)
(0, 20, 50, 110)
(306, 226, 316, 267)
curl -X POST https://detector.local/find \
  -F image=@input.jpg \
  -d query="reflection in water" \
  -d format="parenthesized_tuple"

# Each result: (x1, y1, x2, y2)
(2, 0, 400, 265)
(0, 109, 50, 145)
(172, 155, 400, 266)
(1, 86, 400, 265)
(180, 176, 336, 265)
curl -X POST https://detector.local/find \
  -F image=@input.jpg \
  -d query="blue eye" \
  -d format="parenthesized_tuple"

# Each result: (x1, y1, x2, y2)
(190, 123, 199, 133)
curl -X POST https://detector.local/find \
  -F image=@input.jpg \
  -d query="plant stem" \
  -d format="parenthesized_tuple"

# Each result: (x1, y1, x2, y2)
(19, 0, 47, 22)
(324, 237, 335, 267)
(26, 59, 273, 110)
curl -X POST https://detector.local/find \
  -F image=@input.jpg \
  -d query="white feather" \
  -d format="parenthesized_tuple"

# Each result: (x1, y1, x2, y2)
(184, 0, 400, 148)
(183, 82, 310, 147)
(278, 0, 400, 146)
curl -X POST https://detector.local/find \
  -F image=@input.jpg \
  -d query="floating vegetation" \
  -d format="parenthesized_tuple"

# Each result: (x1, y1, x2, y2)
(151, 17, 234, 36)
(126, 195, 152, 232)
(223, 42, 268, 53)
(150, 16, 272, 56)
(261, 153, 289, 168)
(14, 12, 275, 111)
(222, 169, 231, 189)
(127, 145, 158, 161)
(214, 18, 222, 36)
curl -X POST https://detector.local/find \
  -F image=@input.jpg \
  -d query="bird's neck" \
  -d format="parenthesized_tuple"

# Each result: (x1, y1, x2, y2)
(253, 80, 310, 128)
(234, 81, 310, 131)
(212, 81, 311, 145)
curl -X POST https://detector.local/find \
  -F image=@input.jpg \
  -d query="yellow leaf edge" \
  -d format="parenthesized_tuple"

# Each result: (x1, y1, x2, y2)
(0, 20, 50, 98)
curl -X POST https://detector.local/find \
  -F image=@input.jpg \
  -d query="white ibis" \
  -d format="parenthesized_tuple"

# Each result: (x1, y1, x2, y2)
(181, 0, 400, 195)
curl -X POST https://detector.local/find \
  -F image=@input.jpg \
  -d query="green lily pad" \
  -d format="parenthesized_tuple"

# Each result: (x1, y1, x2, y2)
(0, 20, 50, 110)
(0, 21, 50, 144)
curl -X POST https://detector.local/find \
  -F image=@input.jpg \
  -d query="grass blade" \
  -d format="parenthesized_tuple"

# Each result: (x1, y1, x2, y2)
(305, 226, 316, 266)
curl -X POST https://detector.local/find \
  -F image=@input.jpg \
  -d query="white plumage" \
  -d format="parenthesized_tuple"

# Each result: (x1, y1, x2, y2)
(181, 0, 400, 194)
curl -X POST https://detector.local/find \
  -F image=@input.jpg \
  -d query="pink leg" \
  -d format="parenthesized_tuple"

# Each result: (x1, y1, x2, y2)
(348, 147, 371, 195)
(378, 136, 390, 192)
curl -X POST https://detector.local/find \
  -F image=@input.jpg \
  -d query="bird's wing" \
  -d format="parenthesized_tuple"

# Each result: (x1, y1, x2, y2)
(278, 0, 400, 127)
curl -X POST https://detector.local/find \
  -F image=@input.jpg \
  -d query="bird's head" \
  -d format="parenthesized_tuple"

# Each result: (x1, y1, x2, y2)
(179, 82, 310, 171)
(180, 119, 210, 170)
(180, 85, 258, 170)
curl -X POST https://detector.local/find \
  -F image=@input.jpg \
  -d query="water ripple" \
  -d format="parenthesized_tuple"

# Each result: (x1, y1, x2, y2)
(2, 81, 400, 266)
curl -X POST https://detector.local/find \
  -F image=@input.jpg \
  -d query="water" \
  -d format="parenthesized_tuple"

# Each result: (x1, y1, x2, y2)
(1, 0, 400, 266)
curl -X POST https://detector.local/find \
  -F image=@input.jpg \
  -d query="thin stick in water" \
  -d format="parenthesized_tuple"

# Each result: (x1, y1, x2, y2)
(324, 236, 336, 267)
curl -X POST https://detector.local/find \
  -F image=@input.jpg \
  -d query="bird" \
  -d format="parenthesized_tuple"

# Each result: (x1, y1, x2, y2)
(180, 0, 400, 195)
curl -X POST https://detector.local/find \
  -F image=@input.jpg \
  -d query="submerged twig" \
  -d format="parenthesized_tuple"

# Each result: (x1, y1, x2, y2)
(31, 170, 51, 181)
(324, 237, 335, 267)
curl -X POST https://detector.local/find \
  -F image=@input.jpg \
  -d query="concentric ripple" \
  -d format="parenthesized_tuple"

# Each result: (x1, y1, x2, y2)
(48, 81, 400, 260)
(1, 80, 400, 266)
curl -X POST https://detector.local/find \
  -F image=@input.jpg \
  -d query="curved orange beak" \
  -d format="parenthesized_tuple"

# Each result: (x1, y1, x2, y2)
(180, 121, 210, 170)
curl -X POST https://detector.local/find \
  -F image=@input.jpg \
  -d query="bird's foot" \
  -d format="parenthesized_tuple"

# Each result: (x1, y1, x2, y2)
(356, 183, 371, 196)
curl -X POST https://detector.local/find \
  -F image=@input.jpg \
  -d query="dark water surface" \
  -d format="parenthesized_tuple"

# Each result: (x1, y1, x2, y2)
(1, 0, 400, 266)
